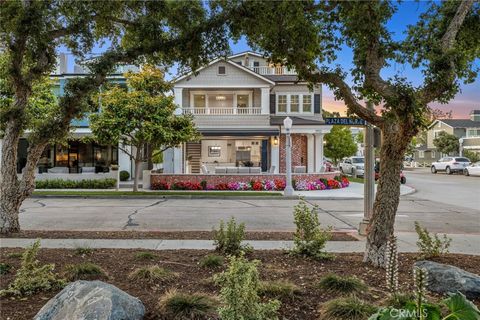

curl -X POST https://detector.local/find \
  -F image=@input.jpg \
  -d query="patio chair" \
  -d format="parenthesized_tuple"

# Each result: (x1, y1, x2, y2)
(293, 166, 306, 173)
(201, 164, 209, 174)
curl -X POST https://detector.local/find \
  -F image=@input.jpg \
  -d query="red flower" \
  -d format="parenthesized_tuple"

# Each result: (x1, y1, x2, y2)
(215, 183, 229, 190)
(274, 179, 286, 190)
(151, 181, 169, 190)
(252, 181, 263, 191)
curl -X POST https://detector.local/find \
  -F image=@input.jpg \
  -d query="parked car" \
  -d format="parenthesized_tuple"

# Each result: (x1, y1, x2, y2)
(431, 157, 471, 174)
(464, 161, 480, 176)
(339, 157, 365, 177)
(374, 162, 407, 184)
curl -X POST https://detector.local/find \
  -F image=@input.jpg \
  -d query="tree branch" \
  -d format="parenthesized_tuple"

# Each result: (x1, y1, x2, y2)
(441, 0, 475, 51)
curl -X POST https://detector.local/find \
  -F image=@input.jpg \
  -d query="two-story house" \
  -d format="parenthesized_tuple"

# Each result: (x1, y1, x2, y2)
(163, 52, 333, 174)
(415, 110, 480, 163)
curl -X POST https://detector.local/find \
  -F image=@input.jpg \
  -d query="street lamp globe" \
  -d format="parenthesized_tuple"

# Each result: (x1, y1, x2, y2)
(283, 116, 293, 130)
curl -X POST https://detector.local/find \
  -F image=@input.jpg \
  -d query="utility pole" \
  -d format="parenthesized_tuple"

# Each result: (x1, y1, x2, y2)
(359, 101, 375, 236)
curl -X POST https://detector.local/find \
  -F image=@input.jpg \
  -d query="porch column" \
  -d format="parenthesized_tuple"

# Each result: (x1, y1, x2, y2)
(307, 134, 315, 173)
(314, 133, 324, 172)
(173, 87, 184, 173)
(261, 87, 270, 114)
(271, 136, 280, 173)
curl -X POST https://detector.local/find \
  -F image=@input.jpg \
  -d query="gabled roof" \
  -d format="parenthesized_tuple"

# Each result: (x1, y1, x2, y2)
(470, 110, 480, 115)
(435, 119, 480, 128)
(173, 58, 275, 85)
(228, 51, 266, 59)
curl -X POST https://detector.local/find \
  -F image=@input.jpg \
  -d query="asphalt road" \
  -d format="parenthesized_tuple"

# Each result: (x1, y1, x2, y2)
(403, 168, 480, 211)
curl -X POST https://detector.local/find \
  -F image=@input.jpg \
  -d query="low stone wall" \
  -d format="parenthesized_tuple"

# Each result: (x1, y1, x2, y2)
(150, 172, 339, 189)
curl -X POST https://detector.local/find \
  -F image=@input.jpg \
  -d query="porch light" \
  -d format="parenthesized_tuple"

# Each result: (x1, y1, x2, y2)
(273, 136, 279, 145)
(283, 116, 293, 130)
(215, 95, 226, 101)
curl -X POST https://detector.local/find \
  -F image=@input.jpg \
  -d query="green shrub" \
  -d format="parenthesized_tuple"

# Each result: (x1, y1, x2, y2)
(158, 289, 218, 319)
(0, 263, 12, 275)
(414, 221, 451, 258)
(74, 247, 93, 255)
(35, 178, 117, 189)
(135, 251, 156, 260)
(0, 240, 65, 296)
(258, 280, 301, 299)
(317, 274, 367, 295)
(291, 199, 333, 260)
(64, 262, 105, 281)
(384, 292, 415, 309)
(213, 217, 251, 256)
(129, 265, 177, 283)
(322, 296, 377, 320)
(120, 170, 130, 181)
(199, 254, 224, 268)
(214, 254, 280, 320)
(7, 252, 23, 259)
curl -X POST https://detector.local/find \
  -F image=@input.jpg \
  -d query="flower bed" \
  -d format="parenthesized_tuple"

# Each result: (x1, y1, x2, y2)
(151, 175, 349, 191)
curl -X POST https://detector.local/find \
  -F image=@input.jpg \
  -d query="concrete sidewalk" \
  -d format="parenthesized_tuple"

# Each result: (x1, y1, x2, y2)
(1, 232, 478, 255)
(295, 182, 415, 199)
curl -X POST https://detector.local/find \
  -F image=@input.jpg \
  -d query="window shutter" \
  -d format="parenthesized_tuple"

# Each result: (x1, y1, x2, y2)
(314, 94, 321, 113)
(270, 94, 276, 114)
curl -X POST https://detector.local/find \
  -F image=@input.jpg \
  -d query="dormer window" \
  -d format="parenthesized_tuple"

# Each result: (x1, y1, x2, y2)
(217, 65, 226, 75)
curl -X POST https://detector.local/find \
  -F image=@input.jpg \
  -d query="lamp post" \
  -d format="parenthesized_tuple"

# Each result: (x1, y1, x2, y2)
(283, 116, 294, 196)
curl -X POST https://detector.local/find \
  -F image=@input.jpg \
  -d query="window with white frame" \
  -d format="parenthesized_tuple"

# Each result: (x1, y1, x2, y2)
(431, 151, 436, 158)
(276, 93, 313, 114)
(467, 128, 480, 137)
(419, 150, 425, 158)
(217, 65, 226, 75)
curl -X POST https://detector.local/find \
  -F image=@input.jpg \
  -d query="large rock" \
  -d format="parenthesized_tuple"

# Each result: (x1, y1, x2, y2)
(414, 260, 480, 299)
(34, 280, 145, 320)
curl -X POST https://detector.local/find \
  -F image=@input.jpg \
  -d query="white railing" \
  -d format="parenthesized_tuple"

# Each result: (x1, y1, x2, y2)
(246, 65, 297, 75)
(183, 107, 262, 115)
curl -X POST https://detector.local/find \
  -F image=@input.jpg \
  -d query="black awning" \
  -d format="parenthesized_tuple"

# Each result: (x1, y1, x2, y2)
(270, 116, 325, 126)
(200, 128, 279, 137)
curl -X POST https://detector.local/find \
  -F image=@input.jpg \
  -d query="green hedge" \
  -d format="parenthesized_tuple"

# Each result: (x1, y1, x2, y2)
(35, 178, 117, 189)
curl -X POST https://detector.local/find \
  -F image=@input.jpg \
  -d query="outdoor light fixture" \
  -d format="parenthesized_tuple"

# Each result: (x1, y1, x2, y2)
(273, 136, 279, 145)
(283, 116, 294, 196)
(215, 95, 226, 101)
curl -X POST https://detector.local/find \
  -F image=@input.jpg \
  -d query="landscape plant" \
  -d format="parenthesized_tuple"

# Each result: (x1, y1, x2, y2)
(324, 125, 358, 165)
(0, 263, 11, 275)
(414, 222, 452, 259)
(199, 254, 224, 268)
(322, 296, 377, 320)
(128, 265, 177, 284)
(64, 262, 105, 281)
(34, 178, 117, 189)
(463, 150, 480, 163)
(0, 240, 65, 296)
(385, 235, 399, 295)
(119, 170, 130, 182)
(134, 251, 157, 261)
(433, 131, 460, 156)
(158, 289, 219, 319)
(258, 280, 301, 300)
(223, 0, 479, 267)
(291, 199, 333, 260)
(213, 217, 251, 256)
(214, 254, 280, 320)
(317, 274, 367, 296)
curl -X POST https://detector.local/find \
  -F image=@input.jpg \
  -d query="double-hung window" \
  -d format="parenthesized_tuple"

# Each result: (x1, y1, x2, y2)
(276, 93, 313, 114)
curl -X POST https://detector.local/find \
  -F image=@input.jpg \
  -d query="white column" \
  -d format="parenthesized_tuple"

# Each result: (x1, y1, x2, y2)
(271, 137, 280, 173)
(173, 87, 184, 173)
(118, 145, 132, 178)
(314, 133, 324, 172)
(163, 148, 174, 173)
(307, 134, 315, 173)
(260, 87, 270, 114)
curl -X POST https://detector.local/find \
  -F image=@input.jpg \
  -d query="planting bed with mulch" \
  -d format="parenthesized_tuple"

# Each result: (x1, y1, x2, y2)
(0, 230, 358, 241)
(1, 248, 479, 320)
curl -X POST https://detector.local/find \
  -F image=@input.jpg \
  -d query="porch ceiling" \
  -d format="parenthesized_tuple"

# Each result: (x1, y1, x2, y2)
(199, 128, 279, 136)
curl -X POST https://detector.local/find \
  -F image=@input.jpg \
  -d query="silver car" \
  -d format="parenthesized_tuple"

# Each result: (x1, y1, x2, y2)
(339, 157, 365, 177)
(431, 157, 471, 174)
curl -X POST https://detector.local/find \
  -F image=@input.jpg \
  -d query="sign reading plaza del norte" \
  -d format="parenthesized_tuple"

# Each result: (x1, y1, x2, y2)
(324, 117, 367, 126)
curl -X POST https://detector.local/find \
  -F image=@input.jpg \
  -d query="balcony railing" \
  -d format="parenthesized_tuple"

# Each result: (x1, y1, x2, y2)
(183, 107, 262, 115)
(246, 65, 297, 75)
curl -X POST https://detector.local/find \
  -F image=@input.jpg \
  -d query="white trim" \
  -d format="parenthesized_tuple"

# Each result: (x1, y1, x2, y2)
(174, 59, 275, 85)
(217, 64, 227, 76)
(428, 119, 453, 130)
(228, 51, 265, 59)
(275, 92, 314, 115)
(175, 84, 272, 89)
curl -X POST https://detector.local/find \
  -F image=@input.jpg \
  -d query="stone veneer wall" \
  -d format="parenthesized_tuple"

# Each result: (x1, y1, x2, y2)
(150, 172, 339, 189)
(279, 134, 308, 173)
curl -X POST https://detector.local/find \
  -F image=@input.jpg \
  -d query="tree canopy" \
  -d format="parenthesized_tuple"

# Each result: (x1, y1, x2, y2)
(324, 126, 358, 164)
(433, 131, 460, 155)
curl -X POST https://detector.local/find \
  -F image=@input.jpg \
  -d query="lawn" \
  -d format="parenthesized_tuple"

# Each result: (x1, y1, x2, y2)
(32, 190, 283, 197)
(1, 248, 478, 320)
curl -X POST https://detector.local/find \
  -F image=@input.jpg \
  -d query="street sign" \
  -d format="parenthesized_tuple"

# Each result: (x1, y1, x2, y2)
(324, 117, 367, 126)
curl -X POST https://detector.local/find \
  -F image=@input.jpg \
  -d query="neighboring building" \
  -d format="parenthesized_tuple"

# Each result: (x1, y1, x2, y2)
(164, 51, 332, 174)
(414, 110, 480, 164)
(350, 127, 365, 157)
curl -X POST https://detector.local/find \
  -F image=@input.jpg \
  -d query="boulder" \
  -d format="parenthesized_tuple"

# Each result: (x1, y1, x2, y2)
(34, 280, 145, 320)
(414, 260, 480, 299)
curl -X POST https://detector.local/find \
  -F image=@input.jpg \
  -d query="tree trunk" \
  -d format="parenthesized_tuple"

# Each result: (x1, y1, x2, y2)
(363, 122, 412, 267)
(133, 159, 141, 192)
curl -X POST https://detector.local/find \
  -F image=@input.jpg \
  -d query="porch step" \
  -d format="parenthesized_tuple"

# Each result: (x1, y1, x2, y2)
(186, 142, 201, 173)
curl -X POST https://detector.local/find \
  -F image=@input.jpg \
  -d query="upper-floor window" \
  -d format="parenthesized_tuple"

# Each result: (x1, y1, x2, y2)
(218, 65, 226, 75)
(467, 128, 480, 137)
(276, 93, 314, 114)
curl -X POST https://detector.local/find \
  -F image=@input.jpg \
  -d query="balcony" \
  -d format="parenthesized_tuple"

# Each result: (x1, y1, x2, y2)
(183, 107, 262, 115)
(245, 65, 297, 75)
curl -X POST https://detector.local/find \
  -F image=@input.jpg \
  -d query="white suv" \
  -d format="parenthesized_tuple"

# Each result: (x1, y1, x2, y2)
(431, 157, 471, 174)
(339, 157, 365, 177)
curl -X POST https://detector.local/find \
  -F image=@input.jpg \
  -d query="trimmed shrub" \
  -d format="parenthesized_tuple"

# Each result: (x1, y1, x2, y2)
(64, 262, 106, 281)
(321, 296, 377, 320)
(214, 254, 280, 320)
(158, 289, 218, 319)
(317, 274, 367, 295)
(0, 263, 11, 275)
(0, 240, 65, 296)
(135, 251, 156, 260)
(35, 178, 116, 189)
(199, 254, 224, 268)
(291, 199, 333, 260)
(120, 170, 130, 181)
(213, 217, 250, 256)
(414, 221, 451, 258)
(129, 265, 177, 283)
(259, 280, 301, 299)
(74, 247, 93, 255)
